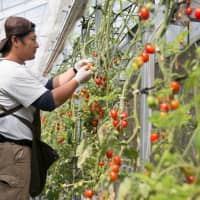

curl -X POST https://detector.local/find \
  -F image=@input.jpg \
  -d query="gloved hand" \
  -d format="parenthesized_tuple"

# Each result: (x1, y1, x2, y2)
(74, 66, 92, 84)
(74, 58, 92, 71)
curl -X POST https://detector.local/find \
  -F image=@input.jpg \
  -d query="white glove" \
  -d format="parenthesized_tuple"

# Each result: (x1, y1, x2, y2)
(74, 66, 92, 84)
(74, 58, 92, 71)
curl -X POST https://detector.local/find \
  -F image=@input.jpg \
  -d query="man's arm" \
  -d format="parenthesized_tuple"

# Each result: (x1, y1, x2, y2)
(52, 68, 75, 88)
(51, 59, 91, 88)
(33, 66, 92, 110)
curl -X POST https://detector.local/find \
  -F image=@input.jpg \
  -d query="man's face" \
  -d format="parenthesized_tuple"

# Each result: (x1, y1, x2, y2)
(17, 32, 39, 61)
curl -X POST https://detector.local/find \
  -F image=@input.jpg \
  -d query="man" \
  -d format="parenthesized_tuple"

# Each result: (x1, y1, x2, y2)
(0, 16, 92, 200)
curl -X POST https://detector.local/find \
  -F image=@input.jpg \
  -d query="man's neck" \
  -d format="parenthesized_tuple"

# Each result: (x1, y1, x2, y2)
(3, 54, 24, 65)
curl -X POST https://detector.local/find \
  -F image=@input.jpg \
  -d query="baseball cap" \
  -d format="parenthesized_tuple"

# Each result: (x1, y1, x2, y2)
(0, 16, 35, 53)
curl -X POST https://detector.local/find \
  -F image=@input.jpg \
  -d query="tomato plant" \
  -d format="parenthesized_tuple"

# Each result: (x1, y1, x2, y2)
(41, 1, 200, 199)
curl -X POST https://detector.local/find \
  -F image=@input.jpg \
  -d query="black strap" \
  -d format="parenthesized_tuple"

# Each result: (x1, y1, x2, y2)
(0, 104, 41, 140)
(0, 104, 23, 117)
(0, 104, 33, 131)
(12, 114, 33, 131)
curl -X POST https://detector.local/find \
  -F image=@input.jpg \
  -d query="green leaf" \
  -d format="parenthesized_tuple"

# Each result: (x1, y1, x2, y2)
(118, 178, 134, 200)
(150, 105, 191, 129)
(122, 147, 138, 160)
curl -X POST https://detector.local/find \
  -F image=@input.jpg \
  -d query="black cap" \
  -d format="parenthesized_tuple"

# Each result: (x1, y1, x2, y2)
(0, 16, 35, 53)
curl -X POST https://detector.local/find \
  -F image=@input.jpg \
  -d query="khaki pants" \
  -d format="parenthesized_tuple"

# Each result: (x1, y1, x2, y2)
(0, 142, 31, 200)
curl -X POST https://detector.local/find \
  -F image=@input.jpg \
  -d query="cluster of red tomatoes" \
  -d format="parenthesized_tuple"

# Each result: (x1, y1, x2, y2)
(94, 74, 107, 89)
(149, 81, 181, 143)
(99, 150, 122, 181)
(110, 109, 128, 131)
(84, 151, 122, 198)
(159, 81, 180, 113)
(89, 100, 105, 128)
(133, 43, 156, 69)
(185, 6, 200, 20)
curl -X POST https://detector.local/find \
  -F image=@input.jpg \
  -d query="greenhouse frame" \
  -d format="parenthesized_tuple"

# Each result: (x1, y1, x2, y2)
(1, 0, 200, 199)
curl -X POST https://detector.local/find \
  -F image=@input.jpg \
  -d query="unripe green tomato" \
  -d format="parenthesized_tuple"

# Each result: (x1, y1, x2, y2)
(147, 95, 158, 108)
(152, 144, 159, 152)
(154, 153, 160, 162)
(145, 163, 153, 171)
(132, 62, 138, 69)
(92, 66, 97, 72)
(146, 2, 153, 10)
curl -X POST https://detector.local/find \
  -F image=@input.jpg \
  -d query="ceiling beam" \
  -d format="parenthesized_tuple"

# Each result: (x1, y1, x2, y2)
(43, 0, 89, 75)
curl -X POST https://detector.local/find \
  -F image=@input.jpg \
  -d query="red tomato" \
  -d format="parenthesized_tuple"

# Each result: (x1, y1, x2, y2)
(194, 8, 200, 20)
(113, 156, 121, 166)
(95, 78, 102, 85)
(99, 110, 104, 119)
(108, 161, 113, 167)
(67, 111, 72, 117)
(139, 7, 150, 20)
(121, 120, 128, 128)
(159, 103, 170, 112)
(145, 44, 155, 54)
(57, 136, 64, 144)
(113, 120, 120, 127)
(112, 164, 119, 173)
(113, 58, 120, 65)
(185, 7, 192, 16)
(106, 150, 113, 159)
(81, 87, 87, 94)
(92, 119, 98, 127)
(170, 100, 179, 110)
(84, 189, 94, 198)
(101, 75, 106, 81)
(99, 160, 105, 167)
(150, 133, 159, 142)
(110, 171, 118, 181)
(110, 109, 118, 119)
(120, 111, 128, 120)
(170, 81, 180, 93)
(141, 51, 149, 62)
(186, 175, 195, 184)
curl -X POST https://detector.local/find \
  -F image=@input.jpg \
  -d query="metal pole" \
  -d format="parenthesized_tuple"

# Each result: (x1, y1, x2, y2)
(139, 54, 155, 170)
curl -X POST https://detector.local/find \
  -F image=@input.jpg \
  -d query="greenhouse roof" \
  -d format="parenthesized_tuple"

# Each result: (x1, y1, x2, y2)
(0, 0, 89, 76)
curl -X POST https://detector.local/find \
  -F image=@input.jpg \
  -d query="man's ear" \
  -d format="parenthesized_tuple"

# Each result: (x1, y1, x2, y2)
(11, 35, 20, 48)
